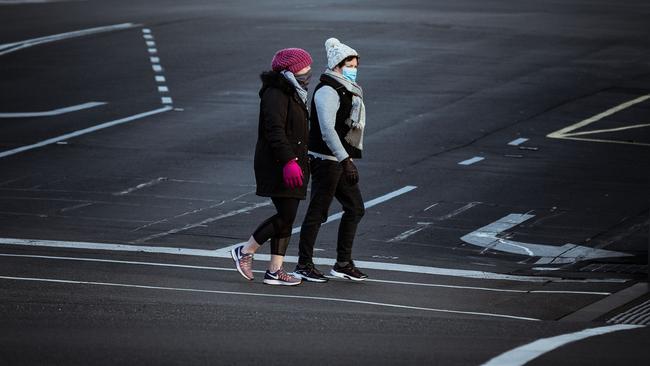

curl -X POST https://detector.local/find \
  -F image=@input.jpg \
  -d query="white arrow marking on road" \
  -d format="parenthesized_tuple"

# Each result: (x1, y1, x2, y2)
(0, 22, 139, 56)
(461, 213, 632, 264)
(0, 102, 106, 118)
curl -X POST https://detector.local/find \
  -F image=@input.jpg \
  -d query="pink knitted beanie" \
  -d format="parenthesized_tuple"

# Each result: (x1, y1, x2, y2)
(271, 48, 313, 74)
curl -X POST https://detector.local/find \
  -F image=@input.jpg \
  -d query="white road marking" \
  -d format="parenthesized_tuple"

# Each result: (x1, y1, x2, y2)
(140, 28, 172, 106)
(142, 28, 151, 34)
(480, 324, 644, 366)
(132, 201, 273, 243)
(547, 94, 650, 147)
(437, 202, 481, 220)
(59, 202, 93, 213)
(0, 253, 611, 295)
(388, 222, 432, 242)
(458, 156, 484, 165)
(131, 201, 226, 232)
(461, 213, 632, 264)
(218, 185, 418, 253)
(608, 299, 650, 325)
(130, 191, 250, 232)
(423, 202, 439, 211)
(0, 237, 625, 282)
(561, 123, 650, 137)
(390, 201, 480, 242)
(0, 101, 105, 118)
(0, 23, 138, 56)
(0, 275, 541, 321)
(508, 138, 529, 146)
(0, 106, 172, 159)
(113, 177, 167, 196)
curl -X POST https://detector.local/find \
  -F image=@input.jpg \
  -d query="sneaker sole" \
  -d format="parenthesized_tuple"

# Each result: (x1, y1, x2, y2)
(263, 279, 301, 286)
(230, 248, 253, 281)
(330, 269, 367, 282)
(291, 272, 329, 283)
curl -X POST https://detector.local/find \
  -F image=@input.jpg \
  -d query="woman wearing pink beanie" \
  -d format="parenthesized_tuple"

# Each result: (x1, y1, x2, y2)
(230, 47, 313, 286)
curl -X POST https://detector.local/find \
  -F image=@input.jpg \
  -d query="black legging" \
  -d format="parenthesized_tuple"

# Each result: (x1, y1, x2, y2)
(252, 197, 300, 256)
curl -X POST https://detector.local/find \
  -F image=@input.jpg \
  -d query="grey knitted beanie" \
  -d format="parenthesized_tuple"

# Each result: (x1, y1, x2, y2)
(325, 37, 358, 69)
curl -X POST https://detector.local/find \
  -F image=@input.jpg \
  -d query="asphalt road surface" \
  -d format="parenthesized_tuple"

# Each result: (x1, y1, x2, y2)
(1, 0, 649, 365)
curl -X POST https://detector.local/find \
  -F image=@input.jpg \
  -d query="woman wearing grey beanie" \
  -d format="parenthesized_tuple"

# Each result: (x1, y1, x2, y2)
(293, 38, 368, 282)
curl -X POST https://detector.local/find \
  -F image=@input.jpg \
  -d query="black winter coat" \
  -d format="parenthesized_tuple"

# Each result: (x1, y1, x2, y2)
(254, 71, 310, 199)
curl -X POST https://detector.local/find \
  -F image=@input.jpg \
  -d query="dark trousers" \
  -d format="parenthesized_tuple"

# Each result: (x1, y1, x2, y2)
(252, 197, 300, 256)
(299, 158, 365, 264)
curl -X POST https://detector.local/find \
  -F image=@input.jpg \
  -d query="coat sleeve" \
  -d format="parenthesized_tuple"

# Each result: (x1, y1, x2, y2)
(260, 88, 296, 165)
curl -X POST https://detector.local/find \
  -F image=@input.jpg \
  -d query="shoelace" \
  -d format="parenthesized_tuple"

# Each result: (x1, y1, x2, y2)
(277, 268, 297, 281)
(240, 252, 253, 268)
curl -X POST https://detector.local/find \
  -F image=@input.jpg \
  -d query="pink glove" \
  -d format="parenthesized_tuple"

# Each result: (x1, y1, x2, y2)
(283, 159, 303, 189)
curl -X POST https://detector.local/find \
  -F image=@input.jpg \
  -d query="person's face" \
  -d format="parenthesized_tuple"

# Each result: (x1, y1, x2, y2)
(295, 65, 311, 75)
(334, 58, 358, 73)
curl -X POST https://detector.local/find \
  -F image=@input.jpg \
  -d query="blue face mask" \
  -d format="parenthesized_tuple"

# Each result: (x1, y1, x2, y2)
(342, 66, 357, 82)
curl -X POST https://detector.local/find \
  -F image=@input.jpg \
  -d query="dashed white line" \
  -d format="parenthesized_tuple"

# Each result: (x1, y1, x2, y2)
(141, 28, 172, 107)
(458, 156, 485, 166)
(508, 138, 529, 146)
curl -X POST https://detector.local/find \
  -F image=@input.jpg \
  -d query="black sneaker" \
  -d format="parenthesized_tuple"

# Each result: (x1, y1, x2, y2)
(292, 263, 329, 283)
(330, 261, 368, 281)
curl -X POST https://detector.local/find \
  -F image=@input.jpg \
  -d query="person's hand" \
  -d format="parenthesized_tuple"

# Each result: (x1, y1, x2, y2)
(283, 159, 303, 189)
(340, 158, 359, 185)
